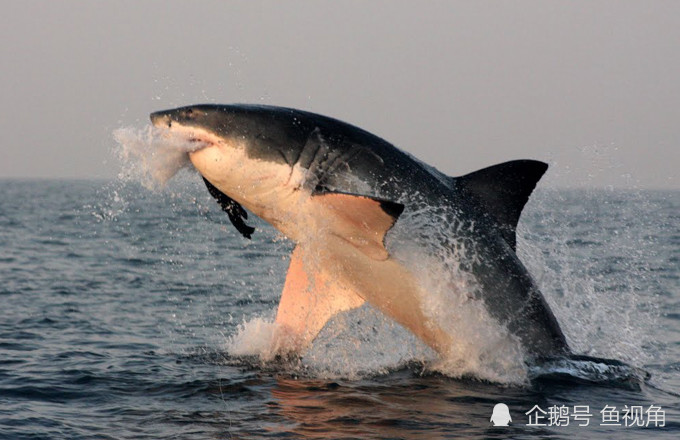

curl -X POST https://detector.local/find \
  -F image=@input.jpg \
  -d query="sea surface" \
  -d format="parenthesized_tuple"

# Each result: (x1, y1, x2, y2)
(0, 177, 678, 439)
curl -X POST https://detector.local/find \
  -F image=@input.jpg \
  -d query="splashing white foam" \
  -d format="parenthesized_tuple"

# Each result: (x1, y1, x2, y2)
(517, 188, 659, 368)
(225, 316, 279, 359)
(224, 306, 435, 380)
(113, 126, 203, 189)
(302, 305, 435, 380)
(389, 214, 529, 384)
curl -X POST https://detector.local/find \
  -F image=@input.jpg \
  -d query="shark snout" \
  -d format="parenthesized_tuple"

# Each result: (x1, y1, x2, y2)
(150, 107, 205, 128)
(150, 111, 172, 128)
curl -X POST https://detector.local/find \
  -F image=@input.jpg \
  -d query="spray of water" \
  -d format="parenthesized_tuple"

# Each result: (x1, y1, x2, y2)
(518, 190, 660, 368)
(388, 203, 529, 384)
(113, 126, 203, 189)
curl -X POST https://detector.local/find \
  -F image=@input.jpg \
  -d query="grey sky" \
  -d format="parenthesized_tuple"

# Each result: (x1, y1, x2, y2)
(1, 0, 678, 188)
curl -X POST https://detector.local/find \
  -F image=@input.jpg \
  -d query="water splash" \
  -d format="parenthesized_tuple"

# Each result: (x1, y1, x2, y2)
(301, 305, 434, 380)
(113, 126, 202, 190)
(225, 316, 279, 359)
(223, 306, 434, 381)
(518, 189, 661, 368)
(388, 204, 529, 384)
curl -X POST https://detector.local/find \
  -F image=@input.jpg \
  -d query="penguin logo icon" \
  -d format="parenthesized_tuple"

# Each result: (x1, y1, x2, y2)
(490, 403, 512, 426)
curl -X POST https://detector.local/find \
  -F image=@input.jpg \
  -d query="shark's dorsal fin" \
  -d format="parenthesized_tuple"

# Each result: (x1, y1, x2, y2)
(456, 160, 548, 251)
(202, 177, 255, 239)
(311, 191, 404, 260)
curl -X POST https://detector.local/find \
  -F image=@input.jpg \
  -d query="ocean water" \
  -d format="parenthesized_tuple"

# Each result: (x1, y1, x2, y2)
(0, 176, 678, 439)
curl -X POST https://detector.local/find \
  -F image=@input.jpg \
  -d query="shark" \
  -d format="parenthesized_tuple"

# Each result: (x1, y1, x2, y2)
(150, 104, 571, 361)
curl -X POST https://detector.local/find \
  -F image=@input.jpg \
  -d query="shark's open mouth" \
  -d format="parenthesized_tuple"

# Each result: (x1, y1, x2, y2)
(162, 127, 217, 153)
(150, 118, 221, 154)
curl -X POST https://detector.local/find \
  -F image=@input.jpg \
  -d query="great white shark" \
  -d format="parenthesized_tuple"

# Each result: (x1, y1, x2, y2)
(150, 104, 571, 361)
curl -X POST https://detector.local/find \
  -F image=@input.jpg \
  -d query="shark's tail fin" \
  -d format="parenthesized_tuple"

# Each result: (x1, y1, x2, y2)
(529, 353, 651, 386)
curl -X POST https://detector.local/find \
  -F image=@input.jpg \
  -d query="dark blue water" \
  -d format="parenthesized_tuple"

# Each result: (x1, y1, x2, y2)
(1, 178, 678, 439)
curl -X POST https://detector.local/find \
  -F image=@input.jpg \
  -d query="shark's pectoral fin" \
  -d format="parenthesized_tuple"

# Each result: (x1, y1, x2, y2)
(311, 191, 404, 261)
(273, 245, 365, 352)
(455, 160, 548, 251)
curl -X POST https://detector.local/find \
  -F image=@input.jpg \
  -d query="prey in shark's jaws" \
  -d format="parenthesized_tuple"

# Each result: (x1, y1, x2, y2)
(150, 104, 571, 362)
